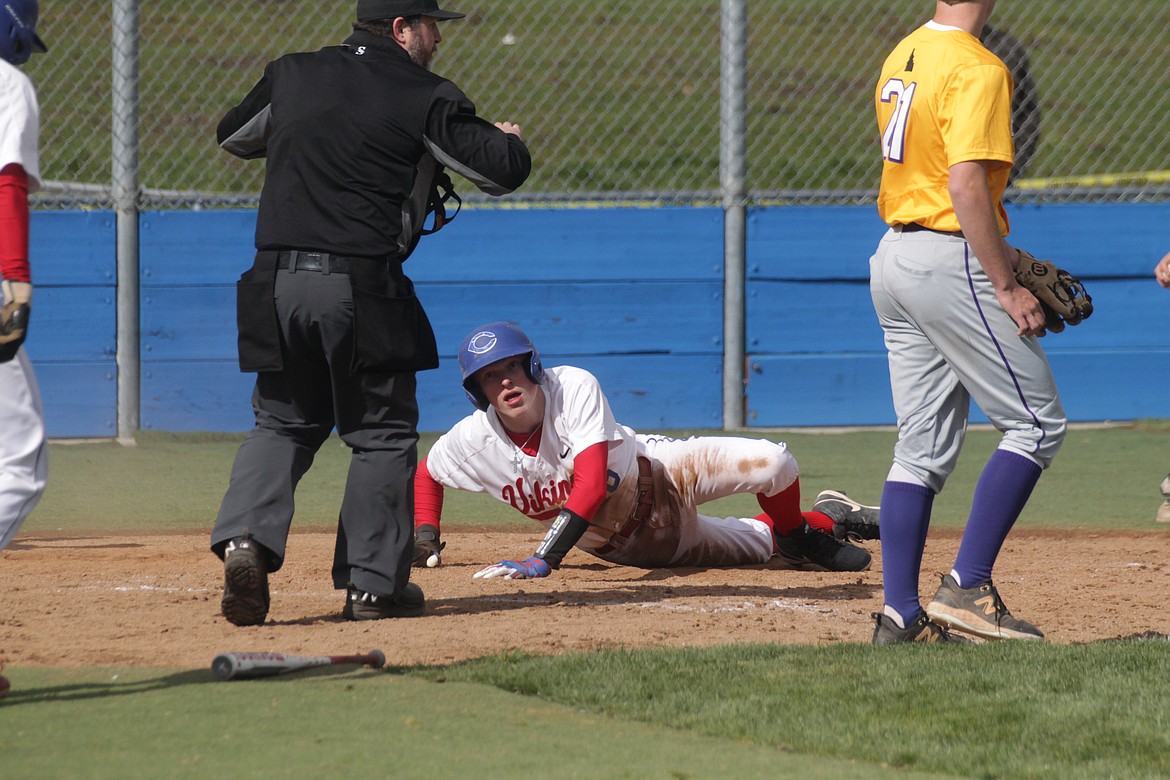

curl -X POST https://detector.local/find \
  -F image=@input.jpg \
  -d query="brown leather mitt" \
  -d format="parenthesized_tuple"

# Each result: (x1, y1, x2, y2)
(1014, 249, 1093, 334)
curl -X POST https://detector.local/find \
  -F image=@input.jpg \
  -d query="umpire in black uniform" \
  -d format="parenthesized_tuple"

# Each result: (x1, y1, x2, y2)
(210, 0, 531, 625)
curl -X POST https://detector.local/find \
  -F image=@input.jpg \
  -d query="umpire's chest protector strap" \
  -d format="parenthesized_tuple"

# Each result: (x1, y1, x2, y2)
(235, 251, 283, 372)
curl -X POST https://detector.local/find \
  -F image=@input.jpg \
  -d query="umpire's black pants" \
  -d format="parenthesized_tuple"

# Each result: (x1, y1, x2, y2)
(211, 261, 418, 601)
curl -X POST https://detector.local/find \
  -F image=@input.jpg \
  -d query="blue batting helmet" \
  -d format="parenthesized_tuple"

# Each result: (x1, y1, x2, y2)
(0, 0, 47, 65)
(457, 322, 543, 410)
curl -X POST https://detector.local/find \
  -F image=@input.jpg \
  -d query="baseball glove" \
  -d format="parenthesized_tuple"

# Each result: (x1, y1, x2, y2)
(1014, 250, 1093, 334)
(0, 280, 32, 363)
(412, 525, 445, 568)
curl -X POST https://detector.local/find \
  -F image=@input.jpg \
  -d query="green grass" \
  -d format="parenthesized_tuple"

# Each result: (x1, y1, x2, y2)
(0, 666, 952, 780)
(7, 640, 1168, 779)
(413, 639, 1170, 779)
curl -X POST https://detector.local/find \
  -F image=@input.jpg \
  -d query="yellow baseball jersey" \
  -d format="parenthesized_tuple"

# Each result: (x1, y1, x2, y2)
(875, 22, 1015, 234)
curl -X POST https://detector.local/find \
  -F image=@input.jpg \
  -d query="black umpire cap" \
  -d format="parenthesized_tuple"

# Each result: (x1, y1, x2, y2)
(356, 0, 465, 21)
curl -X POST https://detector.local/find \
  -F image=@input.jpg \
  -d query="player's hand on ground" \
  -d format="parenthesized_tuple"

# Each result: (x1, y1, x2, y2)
(412, 527, 445, 569)
(473, 556, 551, 580)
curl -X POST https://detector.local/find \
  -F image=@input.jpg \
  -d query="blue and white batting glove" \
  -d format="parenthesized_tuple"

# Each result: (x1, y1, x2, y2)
(473, 556, 552, 580)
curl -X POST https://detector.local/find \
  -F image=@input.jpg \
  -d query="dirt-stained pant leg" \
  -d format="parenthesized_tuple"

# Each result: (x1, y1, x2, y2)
(630, 435, 795, 567)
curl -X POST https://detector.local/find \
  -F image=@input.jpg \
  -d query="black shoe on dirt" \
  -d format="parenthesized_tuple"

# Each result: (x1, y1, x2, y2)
(221, 536, 270, 627)
(871, 611, 972, 645)
(774, 523, 872, 572)
(343, 582, 426, 620)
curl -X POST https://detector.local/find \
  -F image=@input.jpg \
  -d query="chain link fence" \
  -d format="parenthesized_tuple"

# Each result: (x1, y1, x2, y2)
(25, 0, 1170, 209)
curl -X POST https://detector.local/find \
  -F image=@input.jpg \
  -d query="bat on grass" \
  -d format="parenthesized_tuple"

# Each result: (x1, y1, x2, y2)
(211, 649, 386, 681)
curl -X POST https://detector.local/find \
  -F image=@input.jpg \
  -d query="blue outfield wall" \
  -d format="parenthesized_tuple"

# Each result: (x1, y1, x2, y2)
(27, 203, 1170, 437)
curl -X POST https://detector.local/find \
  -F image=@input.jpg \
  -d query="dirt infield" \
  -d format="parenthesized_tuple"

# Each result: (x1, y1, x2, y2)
(1, 528, 1167, 669)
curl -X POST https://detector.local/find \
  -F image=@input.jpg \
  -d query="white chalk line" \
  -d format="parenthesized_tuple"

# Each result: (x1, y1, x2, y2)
(64, 584, 838, 615)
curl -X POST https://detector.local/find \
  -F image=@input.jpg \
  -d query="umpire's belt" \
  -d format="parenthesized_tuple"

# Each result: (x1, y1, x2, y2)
(594, 456, 654, 555)
(275, 250, 351, 274)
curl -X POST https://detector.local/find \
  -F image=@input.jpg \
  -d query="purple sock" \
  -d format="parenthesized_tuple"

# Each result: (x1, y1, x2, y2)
(879, 480, 935, 625)
(952, 449, 1042, 587)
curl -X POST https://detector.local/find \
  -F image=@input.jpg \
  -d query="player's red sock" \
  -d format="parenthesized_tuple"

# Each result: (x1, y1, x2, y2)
(802, 511, 835, 534)
(757, 479, 804, 535)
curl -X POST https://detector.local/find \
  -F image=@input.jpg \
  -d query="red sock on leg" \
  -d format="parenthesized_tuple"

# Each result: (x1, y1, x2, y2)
(803, 511, 834, 534)
(757, 479, 804, 535)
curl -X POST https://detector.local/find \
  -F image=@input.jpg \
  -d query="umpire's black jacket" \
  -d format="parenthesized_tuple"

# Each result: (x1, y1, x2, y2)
(217, 29, 531, 260)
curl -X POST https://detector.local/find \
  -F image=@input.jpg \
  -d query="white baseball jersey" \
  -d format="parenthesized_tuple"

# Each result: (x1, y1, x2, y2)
(0, 59, 42, 191)
(426, 366, 799, 568)
(0, 58, 47, 551)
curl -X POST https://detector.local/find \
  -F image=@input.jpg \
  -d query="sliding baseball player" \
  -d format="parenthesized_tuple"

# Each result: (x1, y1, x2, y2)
(412, 322, 879, 578)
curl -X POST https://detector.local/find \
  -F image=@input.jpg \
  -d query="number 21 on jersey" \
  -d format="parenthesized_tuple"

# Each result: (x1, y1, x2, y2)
(880, 78, 917, 163)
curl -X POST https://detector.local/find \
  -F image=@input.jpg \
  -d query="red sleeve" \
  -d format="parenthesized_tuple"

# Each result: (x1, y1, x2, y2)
(0, 164, 30, 282)
(564, 441, 608, 520)
(413, 456, 444, 532)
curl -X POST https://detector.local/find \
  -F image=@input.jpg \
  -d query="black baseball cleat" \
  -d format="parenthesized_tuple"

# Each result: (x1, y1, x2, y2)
(221, 535, 270, 627)
(343, 582, 426, 620)
(813, 489, 881, 541)
(871, 611, 972, 645)
(774, 522, 872, 572)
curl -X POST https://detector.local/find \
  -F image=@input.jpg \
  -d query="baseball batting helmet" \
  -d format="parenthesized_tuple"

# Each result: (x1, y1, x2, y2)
(0, 0, 47, 66)
(457, 322, 543, 410)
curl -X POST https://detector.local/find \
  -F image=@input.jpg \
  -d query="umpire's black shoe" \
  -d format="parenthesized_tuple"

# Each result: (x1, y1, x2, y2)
(343, 582, 426, 621)
(871, 611, 972, 645)
(813, 489, 881, 541)
(774, 522, 872, 572)
(221, 535, 270, 627)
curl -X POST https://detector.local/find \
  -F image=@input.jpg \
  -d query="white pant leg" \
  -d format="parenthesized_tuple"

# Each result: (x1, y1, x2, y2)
(639, 434, 795, 567)
(639, 434, 800, 504)
(0, 348, 48, 550)
(667, 512, 774, 567)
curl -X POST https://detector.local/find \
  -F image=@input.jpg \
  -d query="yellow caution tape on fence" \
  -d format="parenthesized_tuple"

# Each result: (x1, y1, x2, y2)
(1013, 170, 1170, 190)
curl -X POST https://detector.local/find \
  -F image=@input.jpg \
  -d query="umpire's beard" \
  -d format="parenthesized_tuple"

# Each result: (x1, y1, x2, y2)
(407, 39, 434, 70)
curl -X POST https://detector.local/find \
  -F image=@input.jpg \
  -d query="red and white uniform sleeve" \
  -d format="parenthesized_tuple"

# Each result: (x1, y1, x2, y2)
(0, 61, 41, 284)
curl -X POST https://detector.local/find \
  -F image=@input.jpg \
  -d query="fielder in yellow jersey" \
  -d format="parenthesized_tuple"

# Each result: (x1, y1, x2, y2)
(867, 0, 1067, 645)
(876, 21, 1014, 234)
